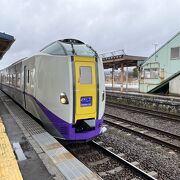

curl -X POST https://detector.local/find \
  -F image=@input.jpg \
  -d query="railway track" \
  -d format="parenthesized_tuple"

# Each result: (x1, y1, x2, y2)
(106, 101, 180, 123)
(64, 141, 157, 180)
(104, 113, 180, 152)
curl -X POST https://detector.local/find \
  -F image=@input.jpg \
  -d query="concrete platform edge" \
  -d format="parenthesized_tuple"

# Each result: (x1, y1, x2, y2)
(3, 99, 101, 180)
(3, 102, 67, 180)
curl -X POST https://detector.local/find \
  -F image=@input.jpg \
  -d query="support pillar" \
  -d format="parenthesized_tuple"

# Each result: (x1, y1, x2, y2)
(126, 67, 128, 91)
(120, 63, 124, 92)
(112, 68, 114, 90)
(138, 66, 140, 92)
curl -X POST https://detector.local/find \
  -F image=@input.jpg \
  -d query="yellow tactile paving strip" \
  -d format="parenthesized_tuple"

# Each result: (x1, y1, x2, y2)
(0, 117, 23, 180)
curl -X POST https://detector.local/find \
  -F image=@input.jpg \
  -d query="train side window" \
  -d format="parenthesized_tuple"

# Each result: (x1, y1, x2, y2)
(12, 74, 16, 86)
(1, 74, 3, 83)
(30, 68, 35, 85)
(9, 75, 12, 85)
(7, 74, 9, 84)
(5, 75, 7, 84)
(80, 66, 92, 84)
(27, 70, 30, 83)
(3, 75, 5, 84)
(16, 73, 21, 88)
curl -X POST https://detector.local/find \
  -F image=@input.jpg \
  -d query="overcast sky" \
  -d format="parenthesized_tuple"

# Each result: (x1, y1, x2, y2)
(0, 0, 180, 68)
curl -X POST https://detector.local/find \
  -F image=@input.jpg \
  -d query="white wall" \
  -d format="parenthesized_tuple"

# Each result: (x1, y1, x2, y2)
(169, 75, 180, 95)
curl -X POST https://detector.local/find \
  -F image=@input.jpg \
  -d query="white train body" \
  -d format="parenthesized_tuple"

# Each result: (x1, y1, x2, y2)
(0, 39, 106, 140)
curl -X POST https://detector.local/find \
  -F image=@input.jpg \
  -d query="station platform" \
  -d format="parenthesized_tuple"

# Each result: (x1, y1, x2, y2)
(106, 90, 180, 115)
(0, 117, 23, 180)
(106, 89, 180, 101)
(0, 90, 100, 180)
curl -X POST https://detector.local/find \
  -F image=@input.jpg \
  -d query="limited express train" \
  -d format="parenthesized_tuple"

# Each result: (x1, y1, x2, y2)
(0, 39, 106, 141)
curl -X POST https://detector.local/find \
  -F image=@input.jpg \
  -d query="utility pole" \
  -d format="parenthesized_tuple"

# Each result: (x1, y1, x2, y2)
(154, 43, 158, 61)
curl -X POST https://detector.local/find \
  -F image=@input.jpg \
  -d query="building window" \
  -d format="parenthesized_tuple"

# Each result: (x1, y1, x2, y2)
(144, 69, 150, 79)
(150, 68, 159, 79)
(144, 68, 159, 79)
(171, 47, 180, 59)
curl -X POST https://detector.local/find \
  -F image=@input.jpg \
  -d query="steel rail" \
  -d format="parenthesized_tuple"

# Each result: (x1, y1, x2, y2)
(104, 113, 180, 152)
(90, 140, 157, 180)
(106, 101, 180, 123)
(105, 113, 180, 140)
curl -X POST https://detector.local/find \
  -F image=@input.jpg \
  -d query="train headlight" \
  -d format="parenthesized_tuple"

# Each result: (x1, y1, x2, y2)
(60, 93, 69, 104)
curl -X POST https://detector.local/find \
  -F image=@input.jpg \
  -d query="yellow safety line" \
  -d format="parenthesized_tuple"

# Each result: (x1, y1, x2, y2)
(0, 117, 23, 180)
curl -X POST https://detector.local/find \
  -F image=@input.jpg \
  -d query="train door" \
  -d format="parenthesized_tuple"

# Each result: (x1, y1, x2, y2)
(74, 56, 97, 121)
(23, 66, 27, 108)
(0, 73, 2, 89)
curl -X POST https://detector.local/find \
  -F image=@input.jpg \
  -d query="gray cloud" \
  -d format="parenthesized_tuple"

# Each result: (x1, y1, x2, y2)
(0, 0, 180, 68)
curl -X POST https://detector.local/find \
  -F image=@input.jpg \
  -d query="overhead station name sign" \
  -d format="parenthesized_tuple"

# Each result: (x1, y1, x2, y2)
(0, 32, 15, 60)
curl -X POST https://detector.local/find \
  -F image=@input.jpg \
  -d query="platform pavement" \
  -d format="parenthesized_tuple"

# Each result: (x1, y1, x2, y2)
(0, 90, 101, 180)
(0, 116, 23, 180)
(0, 91, 57, 180)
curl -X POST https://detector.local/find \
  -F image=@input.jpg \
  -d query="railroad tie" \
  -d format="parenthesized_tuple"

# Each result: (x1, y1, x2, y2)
(88, 157, 109, 166)
(106, 166, 123, 174)
(105, 146, 113, 151)
(98, 166, 123, 176)
(78, 150, 99, 158)
(117, 153, 125, 157)
(96, 141, 103, 145)
(147, 171, 158, 178)
(131, 161, 140, 167)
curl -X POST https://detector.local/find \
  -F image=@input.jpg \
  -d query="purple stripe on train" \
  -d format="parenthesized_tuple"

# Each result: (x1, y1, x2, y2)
(1, 83, 103, 140)
(34, 98, 103, 140)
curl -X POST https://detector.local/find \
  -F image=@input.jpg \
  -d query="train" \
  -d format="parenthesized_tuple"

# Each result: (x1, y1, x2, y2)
(0, 39, 106, 141)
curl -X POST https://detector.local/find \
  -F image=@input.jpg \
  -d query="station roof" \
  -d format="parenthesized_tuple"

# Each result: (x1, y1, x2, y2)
(0, 32, 15, 60)
(102, 54, 147, 69)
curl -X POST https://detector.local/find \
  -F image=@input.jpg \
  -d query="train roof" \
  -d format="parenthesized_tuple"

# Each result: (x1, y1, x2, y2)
(59, 39, 85, 44)
(0, 32, 15, 60)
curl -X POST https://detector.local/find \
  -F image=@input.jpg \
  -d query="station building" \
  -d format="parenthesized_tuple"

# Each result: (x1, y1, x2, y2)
(139, 32, 180, 95)
(102, 53, 146, 92)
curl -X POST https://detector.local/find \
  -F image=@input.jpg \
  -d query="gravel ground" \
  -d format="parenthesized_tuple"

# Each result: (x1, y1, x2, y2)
(95, 125, 180, 180)
(105, 117, 180, 147)
(65, 143, 145, 180)
(106, 105, 180, 136)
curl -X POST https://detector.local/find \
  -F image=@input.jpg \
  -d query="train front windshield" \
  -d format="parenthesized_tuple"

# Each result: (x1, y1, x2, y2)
(61, 41, 96, 57)
(41, 40, 96, 57)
